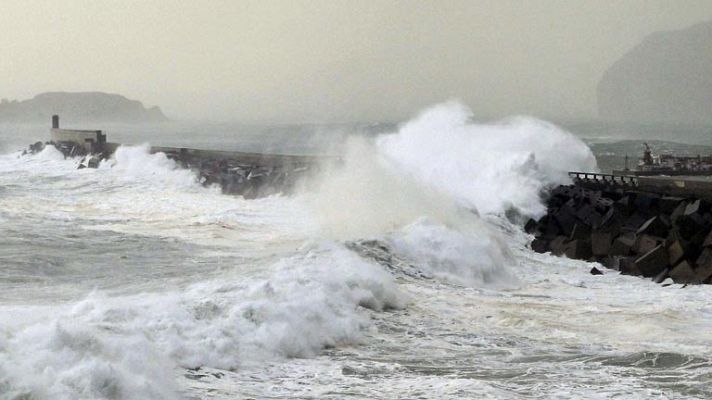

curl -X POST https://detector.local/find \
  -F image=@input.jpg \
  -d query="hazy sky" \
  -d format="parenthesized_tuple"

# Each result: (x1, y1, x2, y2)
(2, 0, 712, 123)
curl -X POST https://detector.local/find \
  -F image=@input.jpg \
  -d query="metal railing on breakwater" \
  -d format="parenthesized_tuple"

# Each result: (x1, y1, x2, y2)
(568, 171, 712, 201)
(568, 172, 639, 188)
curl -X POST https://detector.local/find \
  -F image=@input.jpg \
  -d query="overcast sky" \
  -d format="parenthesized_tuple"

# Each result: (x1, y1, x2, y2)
(1, 0, 712, 123)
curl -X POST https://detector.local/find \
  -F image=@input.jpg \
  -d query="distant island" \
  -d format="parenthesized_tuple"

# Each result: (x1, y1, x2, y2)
(598, 21, 712, 125)
(0, 92, 167, 123)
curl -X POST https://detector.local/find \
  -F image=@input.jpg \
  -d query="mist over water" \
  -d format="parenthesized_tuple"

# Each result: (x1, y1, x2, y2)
(1, 102, 711, 399)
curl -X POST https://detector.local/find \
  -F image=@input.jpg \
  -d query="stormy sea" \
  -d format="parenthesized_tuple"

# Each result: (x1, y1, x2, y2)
(1, 102, 711, 399)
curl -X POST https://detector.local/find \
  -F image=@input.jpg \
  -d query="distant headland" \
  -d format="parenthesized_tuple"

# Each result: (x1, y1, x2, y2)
(0, 92, 167, 123)
(598, 21, 712, 125)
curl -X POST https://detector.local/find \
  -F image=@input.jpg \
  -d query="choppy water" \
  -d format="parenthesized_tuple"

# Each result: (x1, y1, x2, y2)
(1, 102, 711, 399)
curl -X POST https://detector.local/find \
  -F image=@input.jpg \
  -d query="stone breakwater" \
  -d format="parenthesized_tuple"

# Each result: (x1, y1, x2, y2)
(23, 139, 333, 199)
(149, 146, 325, 199)
(527, 184, 712, 285)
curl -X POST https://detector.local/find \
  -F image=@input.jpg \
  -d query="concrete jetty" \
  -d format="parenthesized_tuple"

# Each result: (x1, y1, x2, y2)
(26, 116, 335, 198)
(528, 171, 712, 285)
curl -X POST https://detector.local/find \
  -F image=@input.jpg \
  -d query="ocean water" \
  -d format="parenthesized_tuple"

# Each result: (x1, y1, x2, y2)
(1, 102, 711, 399)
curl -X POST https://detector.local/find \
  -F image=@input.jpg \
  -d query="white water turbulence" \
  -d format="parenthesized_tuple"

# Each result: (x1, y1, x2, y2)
(377, 101, 598, 217)
(304, 101, 595, 287)
(0, 244, 403, 400)
(0, 144, 403, 399)
(302, 133, 517, 288)
(102, 144, 204, 191)
(2, 103, 712, 400)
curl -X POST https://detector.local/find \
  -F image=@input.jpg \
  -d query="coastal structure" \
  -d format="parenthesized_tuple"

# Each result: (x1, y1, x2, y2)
(528, 171, 712, 285)
(35, 117, 712, 284)
(26, 116, 333, 198)
(50, 115, 111, 157)
(614, 143, 712, 176)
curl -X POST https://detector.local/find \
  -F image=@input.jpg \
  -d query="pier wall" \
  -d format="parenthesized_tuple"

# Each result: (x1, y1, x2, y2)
(24, 116, 335, 198)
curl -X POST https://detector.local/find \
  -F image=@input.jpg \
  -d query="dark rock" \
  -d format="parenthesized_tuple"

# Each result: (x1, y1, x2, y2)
(542, 215, 561, 238)
(670, 201, 688, 223)
(28, 141, 45, 154)
(530, 238, 549, 254)
(610, 233, 636, 256)
(564, 239, 592, 259)
(659, 213, 672, 228)
(553, 207, 578, 237)
(619, 257, 642, 276)
(550, 185, 572, 199)
(594, 197, 614, 212)
(695, 260, 712, 283)
(687, 229, 711, 260)
(667, 226, 686, 244)
(569, 223, 592, 241)
(636, 216, 669, 238)
(601, 189, 619, 198)
(590, 267, 603, 275)
(667, 240, 687, 266)
(549, 236, 569, 256)
(675, 214, 705, 240)
(653, 267, 670, 284)
(534, 183, 712, 284)
(684, 199, 702, 216)
(591, 232, 613, 256)
(601, 255, 625, 270)
(78, 155, 101, 169)
(576, 204, 602, 227)
(584, 189, 601, 204)
(633, 234, 662, 255)
(596, 207, 623, 231)
(622, 213, 648, 233)
(704, 212, 712, 227)
(694, 248, 712, 283)
(634, 244, 669, 277)
(659, 196, 685, 214)
(669, 261, 699, 284)
(87, 156, 100, 168)
(524, 218, 538, 234)
(615, 195, 631, 211)
(703, 231, 712, 247)
(696, 247, 712, 265)
(633, 193, 658, 215)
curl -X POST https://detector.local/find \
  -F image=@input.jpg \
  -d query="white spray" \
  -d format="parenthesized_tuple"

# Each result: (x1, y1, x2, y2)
(377, 101, 598, 217)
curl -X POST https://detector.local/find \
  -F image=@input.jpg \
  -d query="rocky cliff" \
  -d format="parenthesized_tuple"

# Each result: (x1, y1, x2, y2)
(0, 92, 167, 123)
(597, 21, 712, 125)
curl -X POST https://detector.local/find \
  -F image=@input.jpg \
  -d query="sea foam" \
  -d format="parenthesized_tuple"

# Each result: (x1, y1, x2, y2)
(0, 243, 402, 399)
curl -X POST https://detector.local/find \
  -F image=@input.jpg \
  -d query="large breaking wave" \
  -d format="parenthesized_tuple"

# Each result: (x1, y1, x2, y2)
(0, 101, 598, 399)
(377, 101, 597, 217)
(304, 101, 596, 286)
(0, 244, 403, 399)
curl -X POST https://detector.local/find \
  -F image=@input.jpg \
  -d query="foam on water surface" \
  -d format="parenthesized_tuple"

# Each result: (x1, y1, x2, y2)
(0, 243, 404, 399)
(0, 103, 711, 399)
